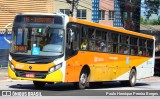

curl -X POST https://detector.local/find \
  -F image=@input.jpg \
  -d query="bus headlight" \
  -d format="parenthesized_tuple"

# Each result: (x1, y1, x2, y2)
(8, 61, 15, 72)
(48, 63, 62, 74)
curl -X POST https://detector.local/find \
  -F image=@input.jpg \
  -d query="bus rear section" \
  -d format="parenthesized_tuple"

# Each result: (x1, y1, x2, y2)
(64, 18, 155, 89)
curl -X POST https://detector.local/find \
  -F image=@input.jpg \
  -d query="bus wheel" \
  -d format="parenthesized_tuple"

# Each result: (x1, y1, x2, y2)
(33, 81, 46, 89)
(78, 70, 89, 89)
(129, 69, 137, 87)
(120, 69, 136, 87)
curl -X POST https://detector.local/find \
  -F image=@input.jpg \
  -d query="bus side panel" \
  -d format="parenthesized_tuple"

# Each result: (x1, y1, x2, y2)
(64, 51, 152, 82)
(64, 54, 82, 82)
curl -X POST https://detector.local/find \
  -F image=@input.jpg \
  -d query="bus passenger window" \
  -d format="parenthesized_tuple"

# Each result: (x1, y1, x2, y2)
(139, 50, 142, 55)
(119, 45, 129, 54)
(88, 40, 95, 51)
(107, 43, 113, 52)
(139, 48, 146, 56)
(108, 32, 113, 42)
(113, 44, 118, 53)
(100, 42, 106, 52)
(81, 39, 88, 50)
(131, 46, 138, 55)
(124, 47, 129, 54)
(95, 41, 106, 52)
(82, 27, 88, 38)
(88, 29, 95, 39)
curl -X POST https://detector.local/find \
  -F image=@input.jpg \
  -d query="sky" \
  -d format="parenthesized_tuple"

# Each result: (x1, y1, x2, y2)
(141, 0, 159, 20)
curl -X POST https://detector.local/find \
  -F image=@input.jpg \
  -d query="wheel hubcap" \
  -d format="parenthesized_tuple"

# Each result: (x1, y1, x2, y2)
(80, 73, 86, 85)
(131, 72, 136, 84)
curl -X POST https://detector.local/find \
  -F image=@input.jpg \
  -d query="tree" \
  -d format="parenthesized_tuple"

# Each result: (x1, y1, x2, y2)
(149, 17, 160, 25)
(140, 16, 149, 25)
(144, 0, 160, 19)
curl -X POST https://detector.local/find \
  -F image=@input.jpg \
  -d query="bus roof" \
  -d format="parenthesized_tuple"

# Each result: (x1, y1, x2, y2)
(69, 17, 154, 39)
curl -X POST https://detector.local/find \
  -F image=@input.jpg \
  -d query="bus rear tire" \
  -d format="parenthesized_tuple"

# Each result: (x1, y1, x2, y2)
(33, 81, 46, 89)
(120, 69, 136, 87)
(129, 69, 137, 87)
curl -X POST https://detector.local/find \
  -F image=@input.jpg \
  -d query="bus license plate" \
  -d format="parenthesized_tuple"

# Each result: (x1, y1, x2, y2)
(25, 74, 35, 78)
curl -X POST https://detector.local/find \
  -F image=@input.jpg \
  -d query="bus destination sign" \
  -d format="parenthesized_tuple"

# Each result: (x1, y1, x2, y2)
(24, 17, 54, 23)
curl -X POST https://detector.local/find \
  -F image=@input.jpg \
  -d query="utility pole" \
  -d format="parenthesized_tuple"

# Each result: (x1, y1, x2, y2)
(72, 0, 79, 18)
(66, 0, 79, 18)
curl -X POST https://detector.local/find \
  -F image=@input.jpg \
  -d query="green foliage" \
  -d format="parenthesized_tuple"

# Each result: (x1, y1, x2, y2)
(140, 16, 149, 25)
(140, 16, 160, 25)
(144, 0, 160, 19)
(149, 19, 160, 25)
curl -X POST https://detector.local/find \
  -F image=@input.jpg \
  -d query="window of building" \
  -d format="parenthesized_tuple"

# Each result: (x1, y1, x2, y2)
(60, 9, 70, 16)
(123, 12, 127, 20)
(109, 10, 114, 20)
(99, 10, 105, 20)
(77, 9, 86, 19)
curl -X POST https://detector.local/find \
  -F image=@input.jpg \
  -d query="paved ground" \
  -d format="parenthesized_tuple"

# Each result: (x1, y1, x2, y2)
(0, 68, 8, 80)
(1, 68, 160, 82)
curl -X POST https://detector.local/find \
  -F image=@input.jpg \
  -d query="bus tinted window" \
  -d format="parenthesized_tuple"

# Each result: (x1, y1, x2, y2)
(108, 32, 118, 53)
(130, 37, 138, 45)
(88, 28, 95, 51)
(147, 40, 153, 56)
(139, 38, 147, 56)
(130, 37, 138, 55)
(120, 35, 129, 44)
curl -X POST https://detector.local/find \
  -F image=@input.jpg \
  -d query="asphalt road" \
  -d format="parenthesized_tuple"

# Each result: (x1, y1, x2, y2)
(0, 77, 160, 96)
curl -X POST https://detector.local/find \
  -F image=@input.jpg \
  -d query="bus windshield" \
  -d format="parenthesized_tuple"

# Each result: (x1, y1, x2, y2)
(11, 27, 64, 56)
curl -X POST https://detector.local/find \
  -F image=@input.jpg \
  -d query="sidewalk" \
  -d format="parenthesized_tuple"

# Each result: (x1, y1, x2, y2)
(139, 76, 160, 82)
(0, 68, 9, 80)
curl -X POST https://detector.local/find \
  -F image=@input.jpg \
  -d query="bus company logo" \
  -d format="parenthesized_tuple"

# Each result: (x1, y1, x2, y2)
(15, 64, 24, 69)
(147, 61, 152, 64)
(29, 66, 32, 70)
(109, 57, 118, 60)
(94, 57, 104, 62)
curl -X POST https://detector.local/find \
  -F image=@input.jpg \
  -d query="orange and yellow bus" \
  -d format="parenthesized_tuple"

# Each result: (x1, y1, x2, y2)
(4, 13, 155, 89)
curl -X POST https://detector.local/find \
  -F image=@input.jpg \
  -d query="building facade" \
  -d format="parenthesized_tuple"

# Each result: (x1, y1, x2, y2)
(54, 0, 92, 21)
(92, 0, 99, 23)
(0, 0, 54, 67)
(99, 0, 114, 26)
(0, 0, 53, 31)
(92, 0, 141, 32)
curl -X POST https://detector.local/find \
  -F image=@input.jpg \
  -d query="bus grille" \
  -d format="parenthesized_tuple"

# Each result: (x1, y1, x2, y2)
(15, 69, 48, 79)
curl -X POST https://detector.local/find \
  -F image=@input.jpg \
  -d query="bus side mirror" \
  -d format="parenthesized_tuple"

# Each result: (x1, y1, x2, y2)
(4, 23, 12, 44)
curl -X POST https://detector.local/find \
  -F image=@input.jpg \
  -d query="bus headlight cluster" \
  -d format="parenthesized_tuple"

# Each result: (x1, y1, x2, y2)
(8, 61, 15, 72)
(48, 63, 62, 74)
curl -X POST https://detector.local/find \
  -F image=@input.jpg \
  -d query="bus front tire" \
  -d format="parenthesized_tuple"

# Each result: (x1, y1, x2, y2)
(76, 69, 89, 89)
(33, 81, 46, 89)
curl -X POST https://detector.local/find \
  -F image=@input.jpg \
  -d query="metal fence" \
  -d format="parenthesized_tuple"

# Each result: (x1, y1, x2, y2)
(0, 34, 11, 68)
(0, 49, 9, 68)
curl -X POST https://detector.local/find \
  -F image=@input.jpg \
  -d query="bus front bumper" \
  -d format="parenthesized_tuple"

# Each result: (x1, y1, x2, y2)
(8, 66, 63, 82)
